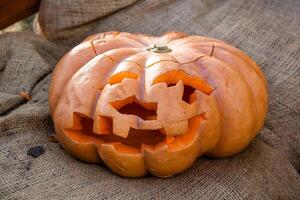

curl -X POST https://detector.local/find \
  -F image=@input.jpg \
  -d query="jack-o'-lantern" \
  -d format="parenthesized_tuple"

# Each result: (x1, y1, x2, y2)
(49, 31, 268, 177)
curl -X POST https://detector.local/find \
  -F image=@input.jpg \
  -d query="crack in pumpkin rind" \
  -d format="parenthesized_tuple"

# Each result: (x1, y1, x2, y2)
(64, 111, 206, 155)
(90, 40, 98, 56)
(145, 55, 206, 68)
(210, 43, 215, 57)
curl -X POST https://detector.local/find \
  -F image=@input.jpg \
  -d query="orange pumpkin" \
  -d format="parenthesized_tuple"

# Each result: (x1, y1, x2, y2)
(49, 31, 268, 177)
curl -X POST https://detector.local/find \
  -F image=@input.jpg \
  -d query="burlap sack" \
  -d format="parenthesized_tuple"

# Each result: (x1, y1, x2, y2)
(38, 0, 138, 35)
(1, 0, 299, 199)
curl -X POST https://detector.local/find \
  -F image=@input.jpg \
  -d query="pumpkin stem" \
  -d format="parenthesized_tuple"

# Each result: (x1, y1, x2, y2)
(147, 45, 172, 53)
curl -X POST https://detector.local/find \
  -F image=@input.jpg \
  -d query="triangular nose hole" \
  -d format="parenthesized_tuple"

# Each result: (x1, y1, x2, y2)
(118, 102, 157, 120)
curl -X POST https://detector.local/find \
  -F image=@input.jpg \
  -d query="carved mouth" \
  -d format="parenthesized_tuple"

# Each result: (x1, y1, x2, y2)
(64, 84, 205, 152)
(76, 117, 166, 149)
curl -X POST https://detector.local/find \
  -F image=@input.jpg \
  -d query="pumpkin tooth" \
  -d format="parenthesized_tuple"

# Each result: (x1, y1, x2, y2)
(111, 116, 132, 138)
(162, 121, 189, 136)
(93, 116, 112, 135)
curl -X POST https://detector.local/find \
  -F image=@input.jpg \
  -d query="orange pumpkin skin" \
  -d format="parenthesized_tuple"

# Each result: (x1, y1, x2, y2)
(49, 32, 268, 177)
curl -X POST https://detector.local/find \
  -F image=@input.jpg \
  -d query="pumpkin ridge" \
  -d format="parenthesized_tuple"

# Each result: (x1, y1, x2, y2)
(118, 52, 149, 71)
(122, 60, 144, 69)
(210, 44, 267, 132)
(49, 36, 144, 114)
(94, 49, 142, 89)
(213, 43, 265, 82)
(209, 53, 264, 133)
(195, 56, 258, 157)
(181, 41, 266, 133)
(87, 31, 148, 47)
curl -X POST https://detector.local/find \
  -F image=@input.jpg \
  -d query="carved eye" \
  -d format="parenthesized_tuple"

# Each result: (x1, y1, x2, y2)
(152, 70, 214, 103)
(181, 85, 197, 103)
(166, 84, 196, 103)
(152, 70, 213, 94)
(109, 71, 138, 85)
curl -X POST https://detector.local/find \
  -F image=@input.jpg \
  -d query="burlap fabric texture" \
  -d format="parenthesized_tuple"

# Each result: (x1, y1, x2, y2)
(1, 0, 299, 199)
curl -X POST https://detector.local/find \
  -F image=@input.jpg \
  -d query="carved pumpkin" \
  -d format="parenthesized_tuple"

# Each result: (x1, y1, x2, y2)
(49, 31, 268, 177)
